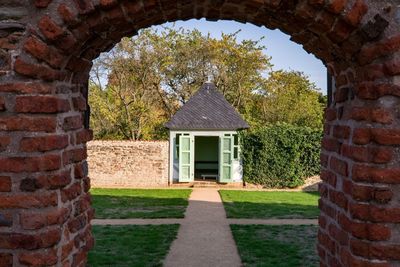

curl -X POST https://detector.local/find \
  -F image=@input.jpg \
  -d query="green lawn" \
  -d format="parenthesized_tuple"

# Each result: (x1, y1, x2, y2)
(88, 225, 179, 267)
(220, 190, 319, 219)
(91, 188, 192, 219)
(231, 225, 318, 267)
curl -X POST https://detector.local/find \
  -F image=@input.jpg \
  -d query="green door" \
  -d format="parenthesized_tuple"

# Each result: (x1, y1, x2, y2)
(179, 134, 194, 182)
(219, 135, 233, 183)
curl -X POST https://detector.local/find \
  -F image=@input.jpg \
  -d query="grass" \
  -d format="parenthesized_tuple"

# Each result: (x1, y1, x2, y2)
(231, 225, 318, 267)
(219, 190, 319, 219)
(91, 188, 192, 219)
(88, 225, 179, 267)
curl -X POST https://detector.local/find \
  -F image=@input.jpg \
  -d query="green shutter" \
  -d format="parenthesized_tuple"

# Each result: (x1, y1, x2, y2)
(219, 135, 233, 183)
(179, 134, 194, 182)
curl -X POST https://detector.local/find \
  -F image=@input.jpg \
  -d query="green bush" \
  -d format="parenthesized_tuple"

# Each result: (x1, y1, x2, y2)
(240, 123, 322, 188)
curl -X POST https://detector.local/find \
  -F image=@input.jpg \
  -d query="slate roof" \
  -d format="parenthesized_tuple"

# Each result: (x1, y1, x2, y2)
(165, 82, 250, 130)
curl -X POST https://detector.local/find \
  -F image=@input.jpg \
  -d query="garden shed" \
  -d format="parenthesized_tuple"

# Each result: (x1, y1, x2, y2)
(165, 82, 249, 183)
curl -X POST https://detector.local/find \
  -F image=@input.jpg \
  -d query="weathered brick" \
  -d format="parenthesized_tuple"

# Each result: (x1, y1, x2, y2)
(24, 36, 65, 68)
(325, 108, 337, 121)
(0, 96, 5, 111)
(38, 16, 65, 41)
(343, 0, 368, 27)
(358, 35, 400, 65)
(35, 0, 52, 8)
(355, 82, 400, 99)
(353, 128, 371, 145)
(0, 176, 12, 192)
(0, 228, 61, 250)
(63, 147, 87, 165)
(0, 154, 61, 172)
(370, 129, 400, 145)
(14, 57, 65, 81)
(99, 0, 118, 9)
(341, 144, 393, 163)
(37, 171, 72, 189)
(0, 116, 56, 132)
(75, 129, 93, 144)
(0, 192, 57, 209)
(333, 125, 350, 139)
(72, 96, 87, 111)
(322, 137, 341, 153)
(346, 107, 393, 124)
(63, 115, 82, 131)
(61, 181, 82, 202)
(19, 248, 58, 266)
(0, 253, 12, 267)
(20, 207, 71, 230)
(330, 156, 348, 176)
(0, 136, 10, 152)
(15, 96, 70, 113)
(352, 164, 400, 184)
(73, 0, 95, 14)
(20, 134, 69, 152)
(350, 203, 400, 223)
(320, 170, 337, 187)
(0, 82, 53, 94)
(58, 3, 80, 26)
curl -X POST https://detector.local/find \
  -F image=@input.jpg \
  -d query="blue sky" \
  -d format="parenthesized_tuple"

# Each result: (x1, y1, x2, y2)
(154, 19, 327, 95)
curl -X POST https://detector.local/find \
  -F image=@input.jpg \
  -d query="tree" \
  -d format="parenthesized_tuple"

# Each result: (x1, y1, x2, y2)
(253, 70, 325, 129)
(89, 26, 325, 140)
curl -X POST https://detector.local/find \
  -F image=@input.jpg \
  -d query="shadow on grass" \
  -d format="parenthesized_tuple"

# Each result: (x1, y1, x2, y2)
(231, 224, 319, 267)
(88, 224, 180, 267)
(223, 201, 320, 219)
(92, 195, 190, 219)
(220, 191, 320, 219)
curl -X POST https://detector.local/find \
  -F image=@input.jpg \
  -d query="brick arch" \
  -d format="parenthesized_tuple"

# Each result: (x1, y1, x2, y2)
(0, 0, 399, 266)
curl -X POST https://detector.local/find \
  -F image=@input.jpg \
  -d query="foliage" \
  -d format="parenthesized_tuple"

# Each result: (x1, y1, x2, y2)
(91, 188, 192, 219)
(88, 225, 179, 266)
(240, 123, 323, 188)
(252, 70, 325, 129)
(231, 225, 318, 267)
(219, 190, 319, 219)
(89, 26, 272, 140)
(89, 26, 325, 140)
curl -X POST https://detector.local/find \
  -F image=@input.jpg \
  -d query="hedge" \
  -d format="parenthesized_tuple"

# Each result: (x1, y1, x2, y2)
(240, 123, 322, 188)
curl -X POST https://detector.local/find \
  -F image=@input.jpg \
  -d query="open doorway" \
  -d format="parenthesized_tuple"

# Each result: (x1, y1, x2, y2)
(194, 136, 219, 181)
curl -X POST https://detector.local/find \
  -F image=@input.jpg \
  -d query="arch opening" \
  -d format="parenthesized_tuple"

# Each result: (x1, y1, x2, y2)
(0, 1, 399, 266)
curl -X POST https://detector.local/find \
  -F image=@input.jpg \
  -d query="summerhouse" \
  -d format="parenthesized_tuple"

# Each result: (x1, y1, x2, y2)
(165, 82, 249, 184)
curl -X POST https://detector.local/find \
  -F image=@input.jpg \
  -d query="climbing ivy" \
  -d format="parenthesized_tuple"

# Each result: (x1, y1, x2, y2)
(240, 123, 322, 188)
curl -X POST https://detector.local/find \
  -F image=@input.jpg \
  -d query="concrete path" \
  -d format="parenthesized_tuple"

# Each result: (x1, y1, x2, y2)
(163, 188, 242, 267)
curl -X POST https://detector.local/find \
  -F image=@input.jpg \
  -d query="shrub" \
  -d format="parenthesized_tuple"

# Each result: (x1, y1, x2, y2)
(240, 123, 322, 188)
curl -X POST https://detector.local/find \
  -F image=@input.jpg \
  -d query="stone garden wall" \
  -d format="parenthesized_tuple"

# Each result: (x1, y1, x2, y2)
(87, 141, 169, 188)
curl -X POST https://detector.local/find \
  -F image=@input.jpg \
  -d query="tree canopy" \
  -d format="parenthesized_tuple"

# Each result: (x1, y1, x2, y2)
(89, 26, 325, 140)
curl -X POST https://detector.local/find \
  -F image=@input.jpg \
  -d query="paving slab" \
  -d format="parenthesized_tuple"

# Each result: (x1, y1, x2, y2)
(163, 188, 242, 267)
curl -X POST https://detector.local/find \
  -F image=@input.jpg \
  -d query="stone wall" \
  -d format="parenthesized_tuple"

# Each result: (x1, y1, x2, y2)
(87, 141, 169, 188)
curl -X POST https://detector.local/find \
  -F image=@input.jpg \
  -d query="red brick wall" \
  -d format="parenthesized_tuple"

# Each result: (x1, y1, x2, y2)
(0, 0, 399, 266)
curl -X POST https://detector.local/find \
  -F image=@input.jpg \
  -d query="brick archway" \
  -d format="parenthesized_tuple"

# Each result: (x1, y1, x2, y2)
(0, 0, 399, 266)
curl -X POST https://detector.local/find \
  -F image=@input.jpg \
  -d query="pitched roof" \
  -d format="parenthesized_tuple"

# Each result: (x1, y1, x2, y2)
(165, 82, 250, 130)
